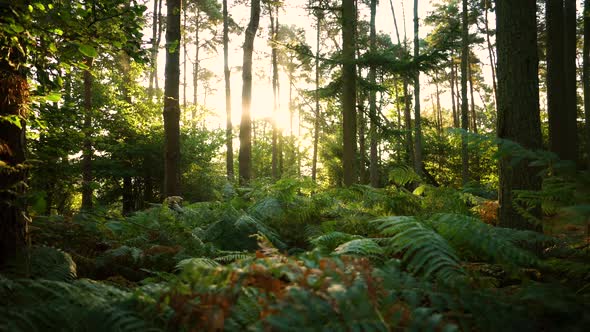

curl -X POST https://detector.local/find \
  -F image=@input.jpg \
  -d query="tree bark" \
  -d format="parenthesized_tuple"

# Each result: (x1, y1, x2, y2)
(164, 0, 182, 196)
(342, 0, 357, 186)
(239, 0, 261, 184)
(193, 11, 200, 120)
(312, 9, 321, 182)
(450, 58, 458, 128)
(413, 0, 423, 175)
(496, 0, 543, 231)
(584, 0, 590, 169)
(563, 0, 578, 163)
(460, 0, 470, 185)
(81, 59, 94, 210)
(369, 0, 379, 187)
(483, 0, 497, 110)
(0, 12, 29, 265)
(270, 7, 279, 180)
(223, 0, 234, 180)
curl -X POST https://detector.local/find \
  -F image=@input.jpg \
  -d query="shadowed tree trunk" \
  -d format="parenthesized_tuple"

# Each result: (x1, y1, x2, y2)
(239, 0, 261, 184)
(369, 0, 379, 187)
(496, 0, 543, 231)
(312, 8, 321, 182)
(584, 0, 590, 169)
(460, 0, 469, 185)
(81, 59, 94, 210)
(149, 0, 163, 96)
(270, 7, 279, 180)
(223, 0, 234, 180)
(0, 7, 29, 265)
(164, 0, 182, 196)
(342, 0, 357, 186)
(413, 0, 423, 175)
(563, 0, 578, 163)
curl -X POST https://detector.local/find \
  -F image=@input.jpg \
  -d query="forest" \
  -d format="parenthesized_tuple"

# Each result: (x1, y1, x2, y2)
(0, 0, 589, 331)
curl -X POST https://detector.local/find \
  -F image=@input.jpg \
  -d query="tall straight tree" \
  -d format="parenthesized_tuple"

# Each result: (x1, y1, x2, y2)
(369, 0, 379, 187)
(164, 0, 182, 196)
(223, 0, 234, 180)
(311, 6, 321, 182)
(413, 0, 423, 175)
(496, 0, 543, 231)
(460, 0, 469, 184)
(270, 6, 280, 180)
(342, 0, 357, 186)
(0, 4, 28, 265)
(547, 0, 578, 163)
(584, 0, 590, 168)
(239, 0, 261, 184)
(81, 59, 94, 210)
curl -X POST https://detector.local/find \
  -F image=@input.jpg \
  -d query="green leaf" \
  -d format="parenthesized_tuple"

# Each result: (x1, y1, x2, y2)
(10, 24, 24, 33)
(46, 92, 61, 102)
(78, 44, 98, 58)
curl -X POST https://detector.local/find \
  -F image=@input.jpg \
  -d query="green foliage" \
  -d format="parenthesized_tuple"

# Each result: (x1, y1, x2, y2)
(2, 246, 77, 281)
(375, 216, 467, 284)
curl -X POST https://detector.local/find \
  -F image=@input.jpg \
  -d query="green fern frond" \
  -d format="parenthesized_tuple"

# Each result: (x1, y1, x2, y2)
(2, 246, 77, 281)
(310, 231, 363, 254)
(333, 239, 384, 259)
(214, 252, 254, 263)
(175, 257, 220, 271)
(389, 166, 422, 186)
(429, 214, 540, 268)
(374, 216, 466, 283)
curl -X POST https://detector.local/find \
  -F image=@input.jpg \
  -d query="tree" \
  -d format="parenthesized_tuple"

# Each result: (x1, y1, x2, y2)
(547, 0, 578, 163)
(496, 0, 543, 230)
(81, 59, 94, 210)
(164, 0, 182, 196)
(460, 0, 469, 184)
(239, 0, 261, 184)
(270, 4, 280, 180)
(342, 0, 357, 186)
(0, 3, 29, 265)
(369, 0, 379, 187)
(413, 0, 423, 176)
(312, 5, 322, 182)
(223, 0, 234, 180)
(584, 0, 590, 169)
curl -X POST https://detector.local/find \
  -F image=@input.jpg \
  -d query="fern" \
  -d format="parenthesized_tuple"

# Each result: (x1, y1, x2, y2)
(333, 239, 384, 259)
(175, 257, 220, 271)
(429, 213, 540, 268)
(389, 165, 422, 186)
(374, 216, 466, 284)
(310, 231, 363, 254)
(2, 246, 77, 281)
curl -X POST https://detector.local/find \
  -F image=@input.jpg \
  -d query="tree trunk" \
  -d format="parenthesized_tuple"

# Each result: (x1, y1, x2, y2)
(193, 11, 200, 120)
(223, 0, 234, 180)
(239, 0, 261, 184)
(369, 0, 379, 187)
(469, 62, 477, 133)
(0, 21, 29, 265)
(182, 3, 188, 120)
(413, 0, 423, 175)
(484, 0, 497, 110)
(81, 59, 94, 210)
(164, 0, 182, 196)
(342, 0, 357, 186)
(563, 0, 578, 163)
(496, 0, 543, 231)
(148, 0, 160, 95)
(312, 10, 321, 182)
(584, 0, 590, 169)
(270, 7, 279, 180)
(460, 0, 470, 185)
(450, 59, 458, 128)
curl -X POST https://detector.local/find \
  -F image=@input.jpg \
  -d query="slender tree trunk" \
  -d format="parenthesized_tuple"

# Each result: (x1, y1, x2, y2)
(460, 0, 470, 185)
(182, 3, 188, 119)
(369, 0, 379, 187)
(413, 0, 423, 175)
(403, 83, 414, 165)
(120, 52, 134, 215)
(469, 62, 477, 134)
(0, 20, 28, 265)
(435, 79, 442, 134)
(496, 0, 543, 231)
(312, 10, 321, 182)
(563, 0, 578, 163)
(358, 95, 368, 184)
(239, 0, 261, 184)
(148, 0, 160, 95)
(223, 0, 234, 180)
(484, 0, 497, 110)
(270, 7, 279, 180)
(164, 0, 182, 196)
(451, 57, 459, 128)
(82, 59, 94, 210)
(342, 0, 357, 186)
(155, 0, 163, 92)
(193, 12, 200, 120)
(584, 0, 590, 169)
